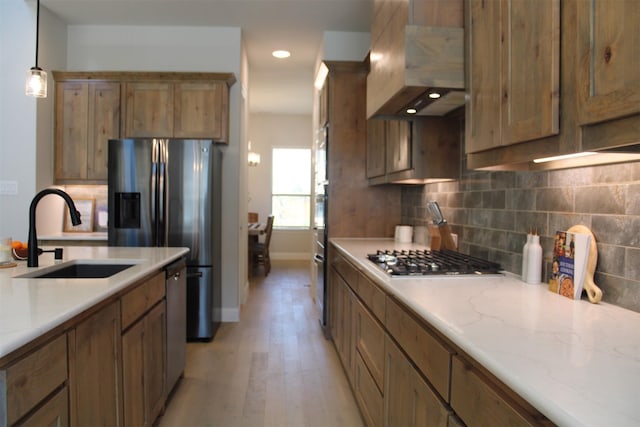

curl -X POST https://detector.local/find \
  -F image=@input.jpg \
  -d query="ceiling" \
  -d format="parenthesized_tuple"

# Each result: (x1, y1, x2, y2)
(41, 0, 372, 115)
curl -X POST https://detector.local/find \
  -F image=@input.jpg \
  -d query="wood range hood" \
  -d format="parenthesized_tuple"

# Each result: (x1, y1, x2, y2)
(366, 1, 465, 119)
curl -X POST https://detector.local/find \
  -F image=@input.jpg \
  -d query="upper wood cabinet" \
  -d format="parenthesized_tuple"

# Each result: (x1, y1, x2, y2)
(367, 0, 465, 118)
(125, 80, 231, 141)
(53, 72, 235, 183)
(466, 0, 640, 170)
(576, 0, 640, 125)
(367, 115, 460, 185)
(124, 82, 174, 138)
(465, 0, 560, 154)
(54, 78, 121, 183)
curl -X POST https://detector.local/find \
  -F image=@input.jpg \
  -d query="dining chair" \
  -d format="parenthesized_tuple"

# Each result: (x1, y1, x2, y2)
(250, 215, 274, 276)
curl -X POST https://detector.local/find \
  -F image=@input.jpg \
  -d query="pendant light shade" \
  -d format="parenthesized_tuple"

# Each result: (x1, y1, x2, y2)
(26, 0, 47, 98)
(26, 67, 47, 98)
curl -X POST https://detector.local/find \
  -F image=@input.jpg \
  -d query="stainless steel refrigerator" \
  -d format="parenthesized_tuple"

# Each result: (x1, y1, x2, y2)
(108, 138, 223, 341)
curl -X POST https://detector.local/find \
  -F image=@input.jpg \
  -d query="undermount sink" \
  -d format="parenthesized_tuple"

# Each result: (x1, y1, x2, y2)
(18, 261, 136, 279)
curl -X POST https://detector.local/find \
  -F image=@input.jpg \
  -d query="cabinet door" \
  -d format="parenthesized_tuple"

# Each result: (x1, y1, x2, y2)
(465, 0, 502, 153)
(122, 302, 166, 427)
(68, 301, 123, 427)
(122, 317, 147, 427)
(366, 119, 386, 178)
(55, 82, 89, 181)
(174, 82, 229, 141)
(354, 352, 384, 427)
(451, 356, 546, 427)
(384, 336, 451, 427)
(145, 302, 167, 423)
(466, 0, 559, 153)
(125, 82, 174, 137)
(87, 82, 121, 180)
(55, 81, 120, 183)
(501, 0, 560, 144)
(18, 386, 69, 427)
(354, 300, 385, 391)
(385, 120, 411, 174)
(576, 0, 640, 125)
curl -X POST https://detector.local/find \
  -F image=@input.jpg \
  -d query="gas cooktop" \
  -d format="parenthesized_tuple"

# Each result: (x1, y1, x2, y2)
(367, 249, 502, 277)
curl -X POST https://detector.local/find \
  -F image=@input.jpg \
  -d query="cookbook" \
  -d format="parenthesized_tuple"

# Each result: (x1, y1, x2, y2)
(548, 230, 591, 300)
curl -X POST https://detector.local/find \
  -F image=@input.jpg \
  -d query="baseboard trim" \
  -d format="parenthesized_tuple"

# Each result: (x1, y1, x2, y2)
(271, 252, 312, 261)
(221, 307, 240, 322)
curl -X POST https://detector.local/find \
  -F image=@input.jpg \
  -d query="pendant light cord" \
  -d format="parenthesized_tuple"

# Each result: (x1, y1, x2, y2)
(35, 0, 40, 68)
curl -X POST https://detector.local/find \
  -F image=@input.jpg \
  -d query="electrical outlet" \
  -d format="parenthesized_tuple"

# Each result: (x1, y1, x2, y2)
(451, 233, 458, 248)
(0, 181, 18, 195)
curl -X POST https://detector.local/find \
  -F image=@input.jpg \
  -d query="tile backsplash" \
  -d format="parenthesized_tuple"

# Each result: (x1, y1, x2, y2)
(401, 162, 640, 313)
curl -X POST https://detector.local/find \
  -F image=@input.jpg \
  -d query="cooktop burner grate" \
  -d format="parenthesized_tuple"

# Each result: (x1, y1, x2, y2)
(367, 249, 502, 276)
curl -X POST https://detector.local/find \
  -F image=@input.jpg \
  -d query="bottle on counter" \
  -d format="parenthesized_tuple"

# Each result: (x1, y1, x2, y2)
(526, 233, 543, 284)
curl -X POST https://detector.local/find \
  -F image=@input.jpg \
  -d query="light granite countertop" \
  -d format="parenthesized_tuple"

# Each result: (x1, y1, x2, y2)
(0, 246, 188, 360)
(331, 238, 640, 427)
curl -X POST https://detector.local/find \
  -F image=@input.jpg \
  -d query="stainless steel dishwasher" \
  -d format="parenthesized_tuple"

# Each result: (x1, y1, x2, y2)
(165, 258, 186, 395)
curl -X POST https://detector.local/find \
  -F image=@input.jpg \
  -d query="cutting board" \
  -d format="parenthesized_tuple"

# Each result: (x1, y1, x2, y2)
(568, 225, 602, 303)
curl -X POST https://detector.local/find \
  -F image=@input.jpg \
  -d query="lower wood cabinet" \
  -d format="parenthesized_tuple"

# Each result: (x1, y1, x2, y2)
(328, 244, 553, 427)
(450, 356, 554, 427)
(384, 336, 452, 427)
(17, 386, 68, 427)
(1, 265, 180, 427)
(122, 302, 167, 427)
(354, 352, 383, 427)
(68, 301, 123, 427)
(0, 334, 68, 426)
(121, 272, 167, 427)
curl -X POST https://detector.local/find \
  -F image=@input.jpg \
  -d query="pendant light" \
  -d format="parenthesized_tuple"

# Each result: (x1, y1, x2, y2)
(25, 0, 47, 98)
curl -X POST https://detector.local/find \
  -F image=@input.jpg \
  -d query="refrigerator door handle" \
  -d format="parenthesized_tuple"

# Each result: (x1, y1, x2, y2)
(150, 139, 159, 245)
(157, 139, 168, 246)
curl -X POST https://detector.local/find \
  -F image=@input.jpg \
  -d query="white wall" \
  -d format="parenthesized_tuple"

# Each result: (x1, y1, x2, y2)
(0, 2, 66, 240)
(65, 24, 244, 321)
(248, 113, 313, 260)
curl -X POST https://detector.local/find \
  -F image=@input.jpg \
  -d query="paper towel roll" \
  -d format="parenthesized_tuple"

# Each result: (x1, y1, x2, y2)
(394, 225, 413, 243)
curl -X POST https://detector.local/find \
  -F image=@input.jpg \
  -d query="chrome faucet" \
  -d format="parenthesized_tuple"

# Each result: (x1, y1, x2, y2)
(28, 189, 82, 267)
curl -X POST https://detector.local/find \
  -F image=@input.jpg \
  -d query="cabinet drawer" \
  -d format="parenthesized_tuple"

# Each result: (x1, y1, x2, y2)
(354, 352, 383, 427)
(1, 334, 67, 425)
(332, 252, 359, 290)
(356, 272, 386, 322)
(385, 297, 452, 401)
(354, 300, 385, 392)
(18, 385, 69, 427)
(121, 272, 165, 330)
(451, 356, 551, 427)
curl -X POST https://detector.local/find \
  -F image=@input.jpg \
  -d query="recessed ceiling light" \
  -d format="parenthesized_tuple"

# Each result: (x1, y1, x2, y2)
(428, 92, 441, 99)
(272, 50, 291, 59)
(406, 108, 417, 114)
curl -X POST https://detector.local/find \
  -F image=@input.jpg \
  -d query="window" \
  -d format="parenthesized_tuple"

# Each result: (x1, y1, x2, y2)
(272, 148, 311, 228)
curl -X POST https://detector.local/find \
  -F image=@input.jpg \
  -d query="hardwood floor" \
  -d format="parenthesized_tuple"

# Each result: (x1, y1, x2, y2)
(157, 260, 364, 427)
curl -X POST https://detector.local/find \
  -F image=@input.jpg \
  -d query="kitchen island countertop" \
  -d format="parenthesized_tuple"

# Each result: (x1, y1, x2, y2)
(332, 238, 640, 427)
(0, 246, 188, 360)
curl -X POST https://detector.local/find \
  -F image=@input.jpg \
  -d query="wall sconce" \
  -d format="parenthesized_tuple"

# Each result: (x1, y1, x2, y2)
(26, 0, 47, 98)
(248, 152, 261, 167)
(247, 141, 260, 166)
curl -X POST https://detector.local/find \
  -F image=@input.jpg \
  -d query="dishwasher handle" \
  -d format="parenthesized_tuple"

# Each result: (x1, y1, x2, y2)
(165, 258, 186, 279)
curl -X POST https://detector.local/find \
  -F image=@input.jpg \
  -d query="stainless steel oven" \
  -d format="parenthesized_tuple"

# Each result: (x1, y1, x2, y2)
(313, 185, 328, 333)
(313, 124, 328, 334)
